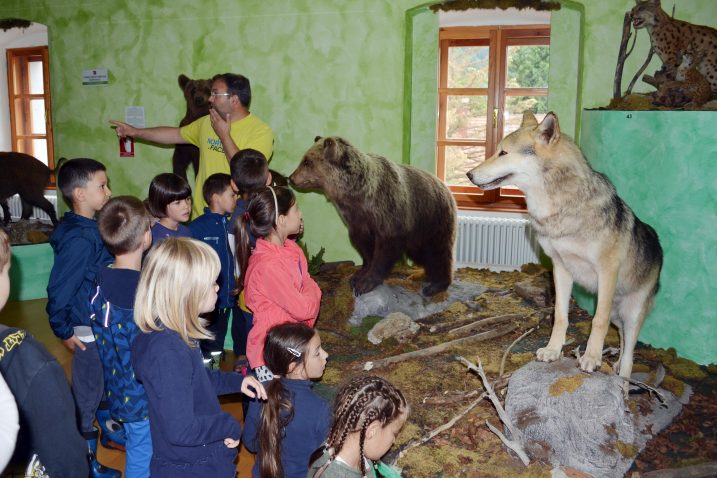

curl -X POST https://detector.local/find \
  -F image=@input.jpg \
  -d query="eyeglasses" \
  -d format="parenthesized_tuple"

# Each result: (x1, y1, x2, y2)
(210, 92, 231, 97)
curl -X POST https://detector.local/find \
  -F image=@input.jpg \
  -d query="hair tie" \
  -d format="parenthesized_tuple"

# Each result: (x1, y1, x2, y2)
(268, 186, 279, 225)
(243, 211, 251, 222)
(287, 346, 302, 358)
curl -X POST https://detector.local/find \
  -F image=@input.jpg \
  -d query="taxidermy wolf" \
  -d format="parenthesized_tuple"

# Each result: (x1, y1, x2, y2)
(467, 112, 662, 379)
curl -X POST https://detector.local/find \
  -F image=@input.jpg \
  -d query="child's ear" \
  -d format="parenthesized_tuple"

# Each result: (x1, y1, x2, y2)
(366, 420, 381, 439)
(230, 179, 239, 193)
(265, 171, 273, 186)
(287, 361, 299, 375)
(72, 186, 85, 203)
(142, 229, 153, 250)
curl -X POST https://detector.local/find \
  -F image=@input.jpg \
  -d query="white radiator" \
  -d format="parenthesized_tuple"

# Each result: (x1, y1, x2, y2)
(454, 215, 541, 271)
(1, 192, 58, 223)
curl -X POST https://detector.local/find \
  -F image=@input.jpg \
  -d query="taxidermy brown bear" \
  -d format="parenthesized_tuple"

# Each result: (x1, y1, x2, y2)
(0, 152, 58, 226)
(172, 74, 211, 181)
(290, 136, 456, 296)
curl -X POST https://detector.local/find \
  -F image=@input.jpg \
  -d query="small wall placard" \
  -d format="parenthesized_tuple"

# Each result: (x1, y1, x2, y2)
(82, 68, 108, 86)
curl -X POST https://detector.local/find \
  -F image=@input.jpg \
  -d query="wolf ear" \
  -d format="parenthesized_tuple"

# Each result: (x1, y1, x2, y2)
(537, 112, 561, 145)
(521, 111, 539, 128)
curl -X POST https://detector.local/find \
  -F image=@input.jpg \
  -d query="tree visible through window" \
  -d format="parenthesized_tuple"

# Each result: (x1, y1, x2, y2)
(437, 26, 550, 209)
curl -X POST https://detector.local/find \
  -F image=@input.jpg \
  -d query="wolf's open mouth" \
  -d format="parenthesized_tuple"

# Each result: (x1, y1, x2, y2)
(477, 174, 512, 190)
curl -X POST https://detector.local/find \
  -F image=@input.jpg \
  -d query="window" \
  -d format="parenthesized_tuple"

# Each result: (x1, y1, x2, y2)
(437, 25, 549, 209)
(6, 46, 55, 186)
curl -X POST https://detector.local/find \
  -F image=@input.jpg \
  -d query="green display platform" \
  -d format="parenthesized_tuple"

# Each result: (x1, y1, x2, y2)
(9, 243, 53, 302)
(576, 110, 717, 365)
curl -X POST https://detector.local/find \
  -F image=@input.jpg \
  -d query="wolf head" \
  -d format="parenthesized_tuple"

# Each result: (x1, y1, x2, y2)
(466, 111, 562, 193)
(631, 0, 663, 29)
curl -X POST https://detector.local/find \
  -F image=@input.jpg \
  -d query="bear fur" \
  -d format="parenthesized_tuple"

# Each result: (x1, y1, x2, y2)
(290, 136, 456, 296)
(172, 74, 211, 181)
(0, 152, 57, 226)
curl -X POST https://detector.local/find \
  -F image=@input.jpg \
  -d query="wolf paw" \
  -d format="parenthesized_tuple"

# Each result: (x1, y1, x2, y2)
(536, 347, 562, 362)
(578, 353, 602, 373)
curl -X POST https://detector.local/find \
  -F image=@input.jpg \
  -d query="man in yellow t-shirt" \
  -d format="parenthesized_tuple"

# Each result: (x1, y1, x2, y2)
(110, 73, 273, 218)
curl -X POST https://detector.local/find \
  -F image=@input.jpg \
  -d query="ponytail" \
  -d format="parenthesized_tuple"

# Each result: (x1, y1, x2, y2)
(258, 378, 294, 478)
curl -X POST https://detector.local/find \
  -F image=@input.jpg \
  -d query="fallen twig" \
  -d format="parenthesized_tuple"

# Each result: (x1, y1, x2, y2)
(362, 323, 517, 371)
(628, 46, 654, 94)
(456, 356, 530, 466)
(392, 392, 487, 464)
(622, 376, 667, 405)
(447, 313, 521, 336)
(421, 389, 481, 405)
(498, 327, 535, 378)
(642, 461, 717, 478)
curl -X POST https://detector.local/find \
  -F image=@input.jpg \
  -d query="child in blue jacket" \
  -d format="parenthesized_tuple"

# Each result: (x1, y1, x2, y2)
(189, 173, 238, 360)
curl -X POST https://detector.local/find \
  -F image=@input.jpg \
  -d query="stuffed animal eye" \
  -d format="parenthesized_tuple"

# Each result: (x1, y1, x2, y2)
(498, 150, 508, 156)
(303, 158, 312, 166)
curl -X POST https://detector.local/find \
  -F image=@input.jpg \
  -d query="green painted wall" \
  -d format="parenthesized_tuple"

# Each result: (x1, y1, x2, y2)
(579, 111, 717, 365)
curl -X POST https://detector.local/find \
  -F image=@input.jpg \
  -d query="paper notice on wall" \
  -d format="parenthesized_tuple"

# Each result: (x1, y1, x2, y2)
(125, 106, 145, 128)
(82, 68, 108, 86)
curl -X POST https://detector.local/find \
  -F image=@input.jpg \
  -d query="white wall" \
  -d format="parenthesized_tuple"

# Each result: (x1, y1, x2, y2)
(0, 23, 48, 152)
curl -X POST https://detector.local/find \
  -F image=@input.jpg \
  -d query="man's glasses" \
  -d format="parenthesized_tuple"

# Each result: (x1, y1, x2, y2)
(210, 92, 231, 97)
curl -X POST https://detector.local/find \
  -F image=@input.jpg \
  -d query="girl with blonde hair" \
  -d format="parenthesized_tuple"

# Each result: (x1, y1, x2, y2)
(131, 237, 266, 478)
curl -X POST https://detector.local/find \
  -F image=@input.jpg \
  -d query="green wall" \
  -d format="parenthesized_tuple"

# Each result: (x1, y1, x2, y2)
(579, 111, 717, 365)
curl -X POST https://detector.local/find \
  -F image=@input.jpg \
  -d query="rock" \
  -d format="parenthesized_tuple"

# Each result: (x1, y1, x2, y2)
(504, 359, 687, 478)
(367, 312, 419, 345)
(350, 280, 486, 326)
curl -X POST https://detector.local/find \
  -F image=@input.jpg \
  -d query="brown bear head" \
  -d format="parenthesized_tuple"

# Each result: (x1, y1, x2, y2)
(178, 74, 211, 122)
(289, 136, 357, 197)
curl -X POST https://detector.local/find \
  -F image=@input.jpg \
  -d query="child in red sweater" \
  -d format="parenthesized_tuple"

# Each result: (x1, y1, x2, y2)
(235, 186, 321, 381)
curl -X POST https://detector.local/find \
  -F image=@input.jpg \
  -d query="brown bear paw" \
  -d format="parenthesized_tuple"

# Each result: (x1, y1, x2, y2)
(350, 273, 383, 296)
(422, 281, 449, 297)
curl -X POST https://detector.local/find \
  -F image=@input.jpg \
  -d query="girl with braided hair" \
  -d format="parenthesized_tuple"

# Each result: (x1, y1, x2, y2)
(235, 186, 322, 382)
(308, 375, 409, 478)
(242, 322, 330, 478)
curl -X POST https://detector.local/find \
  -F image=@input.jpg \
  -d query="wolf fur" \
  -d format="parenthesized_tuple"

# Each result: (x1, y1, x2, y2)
(290, 136, 456, 297)
(467, 112, 662, 378)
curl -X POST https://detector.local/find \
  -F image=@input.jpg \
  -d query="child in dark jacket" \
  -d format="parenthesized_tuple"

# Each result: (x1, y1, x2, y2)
(242, 323, 330, 478)
(189, 173, 239, 360)
(146, 173, 192, 243)
(91, 196, 154, 478)
(45, 158, 122, 475)
(0, 229, 88, 477)
(131, 237, 266, 478)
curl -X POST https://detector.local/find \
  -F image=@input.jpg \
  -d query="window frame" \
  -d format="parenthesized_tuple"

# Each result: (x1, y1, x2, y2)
(6, 45, 55, 187)
(437, 25, 550, 211)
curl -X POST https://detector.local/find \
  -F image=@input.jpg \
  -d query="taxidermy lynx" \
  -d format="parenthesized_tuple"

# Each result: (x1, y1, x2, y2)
(654, 52, 712, 108)
(631, 0, 717, 96)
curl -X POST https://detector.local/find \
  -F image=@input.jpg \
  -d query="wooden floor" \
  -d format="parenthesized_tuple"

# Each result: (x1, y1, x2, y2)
(0, 298, 256, 477)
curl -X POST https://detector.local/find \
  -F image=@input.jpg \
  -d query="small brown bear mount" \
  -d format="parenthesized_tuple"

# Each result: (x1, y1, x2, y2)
(612, 0, 717, 110)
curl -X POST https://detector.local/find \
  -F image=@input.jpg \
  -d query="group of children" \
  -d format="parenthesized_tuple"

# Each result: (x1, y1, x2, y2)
(27, 148, 410, 477)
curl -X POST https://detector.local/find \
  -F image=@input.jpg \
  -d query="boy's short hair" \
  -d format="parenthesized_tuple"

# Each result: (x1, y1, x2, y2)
(98, 196, 151, 255)
(146, 173, 192, 218)
(202, 173, 233, 205)
(229, 149, 269, 194)
(0, 229, 9, 270)
(57, 158, 107, 206)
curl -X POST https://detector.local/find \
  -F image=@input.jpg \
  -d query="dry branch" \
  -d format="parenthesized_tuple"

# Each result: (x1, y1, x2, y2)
(392, 392, 487, 464)
(614, 12, 633, 99)
(421, 389, 481, 405)
(499, 327, 536, 378)
(628, 47, 655, 94)
(362, 323, 517, 371)
(457, 356, 530, 466)
(447, 313, 528, 336)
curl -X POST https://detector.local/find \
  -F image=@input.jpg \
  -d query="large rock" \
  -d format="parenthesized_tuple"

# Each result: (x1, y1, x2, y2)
(367, 312, 419, 344)
(504, 359, 688, 478)
(349, 280, 486, 326)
